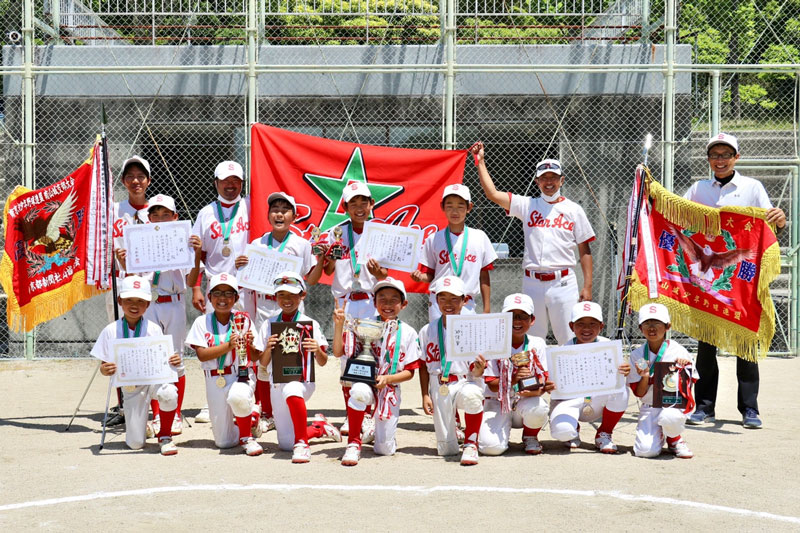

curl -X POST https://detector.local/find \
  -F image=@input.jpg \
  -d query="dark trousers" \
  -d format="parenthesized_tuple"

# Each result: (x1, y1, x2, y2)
(695, 341, 759, 416)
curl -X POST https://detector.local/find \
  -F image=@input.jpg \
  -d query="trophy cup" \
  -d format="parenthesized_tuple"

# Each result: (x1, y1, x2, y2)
(328, 226, 345, 260)
(341, 318, 397, 385)
(310, 227, 327, 256)
(510, 350, 543, 391)
(231, 311, 252, 382)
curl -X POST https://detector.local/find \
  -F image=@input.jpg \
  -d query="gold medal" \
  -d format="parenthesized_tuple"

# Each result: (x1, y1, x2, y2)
(439, 383, 449, 396)
(221, 246, 231, 257)
(216, 375, 226, 388)
(123, 385, 136, 393)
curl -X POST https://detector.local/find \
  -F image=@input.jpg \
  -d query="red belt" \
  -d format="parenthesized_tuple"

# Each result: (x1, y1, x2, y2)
(525, 269, 570, 281)
(443, 374, 468, 383)
(349, 292, 370, 301)
(155, 294, 181, 303)
(257, 293, 276, 301)
(209, 366, 233, 376)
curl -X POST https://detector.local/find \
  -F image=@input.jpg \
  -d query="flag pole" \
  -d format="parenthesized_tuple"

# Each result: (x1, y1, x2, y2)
(615, 134, 653, 341)
(99, 104, 117, 450)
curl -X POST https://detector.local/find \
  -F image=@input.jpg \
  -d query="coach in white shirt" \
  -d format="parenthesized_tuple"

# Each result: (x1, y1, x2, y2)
(684, 133, 786, 429)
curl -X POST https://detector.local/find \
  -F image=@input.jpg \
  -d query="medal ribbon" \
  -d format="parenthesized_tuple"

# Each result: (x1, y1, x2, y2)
(214, 200, 240, 243)
(121, 318, 143, 338)
(444, 228, 469, 277)
(676, 363, 697, 415)
(267, 232, 291, 253)
(437, 318, 452, 381)
(644, 340, 668, 377)
(385, 323, 403, 375)
(346, 223, 362, 280)
(211, 315, 233, 372)
(152, 271, 161, 287)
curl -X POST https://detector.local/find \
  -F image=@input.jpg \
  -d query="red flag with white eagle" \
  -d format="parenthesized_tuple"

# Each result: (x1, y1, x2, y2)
(250, 124, 468, 292)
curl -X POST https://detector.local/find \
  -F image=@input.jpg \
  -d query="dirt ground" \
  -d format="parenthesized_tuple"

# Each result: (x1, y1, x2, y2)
(1, 355, 799, 531)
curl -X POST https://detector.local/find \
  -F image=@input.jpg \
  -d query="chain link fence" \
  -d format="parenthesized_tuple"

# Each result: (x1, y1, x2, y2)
(0, 0, 797, 357)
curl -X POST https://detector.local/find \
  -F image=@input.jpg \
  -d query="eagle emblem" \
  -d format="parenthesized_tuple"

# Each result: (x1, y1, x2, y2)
(16, 191, 78, 276)
(667, 227, 753, 295)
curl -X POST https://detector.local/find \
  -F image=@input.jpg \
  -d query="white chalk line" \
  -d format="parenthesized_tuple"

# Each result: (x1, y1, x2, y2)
(1, 484, 798, 524)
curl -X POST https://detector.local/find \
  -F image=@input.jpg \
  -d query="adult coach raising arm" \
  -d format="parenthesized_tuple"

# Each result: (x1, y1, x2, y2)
(471, 141, 595, 345)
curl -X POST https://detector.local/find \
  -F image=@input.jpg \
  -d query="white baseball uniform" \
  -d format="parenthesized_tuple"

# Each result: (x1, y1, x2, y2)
(192, 197, 250, 311)
(143, 268, 189, 359)
(185, 312, 259, 448)
(107, 200, 148, 320)
(91, 318, 179, 450)
(549, 336, 630, 442)
(479, 334, 549, 456)
(418, 321, 485, 456)
(345, 321, 421, 455)
(247, 231, 315, 327)
(326, 222, 378, 320)
(628, 340, 698, 457)
(253, 311, 328, 451)
(418, 226, 497, 322)
(508, 193, 595, 344)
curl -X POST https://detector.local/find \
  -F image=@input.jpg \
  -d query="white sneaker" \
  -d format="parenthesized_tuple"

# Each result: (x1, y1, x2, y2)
(195, 406, 211, 423)
(341, 443, 361, 466)
(361, 414, 375, 445)
(456, 427, 465, 445)
(565, 435, 581, 449)
(259, 416, 275, 433)
(668, 438, 693, 459)
(523, 436, 543, 455)
(171, 417, 183, 436)
(340, 417, 349, 436)
(145, 420, 160, 439)
(314, 414, 342, 442)
(460, 444, 479, 466)
(159, 437, 178, 456)
(594, 432, 617, 454)
(242, 438, 263, 457)
(292, 442, 311, 463)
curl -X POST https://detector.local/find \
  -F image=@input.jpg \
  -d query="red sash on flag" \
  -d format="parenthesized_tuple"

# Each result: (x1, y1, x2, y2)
(250, 124, 468, 293)
(630, 179, 780, 361)
(0, 139, 113, 332)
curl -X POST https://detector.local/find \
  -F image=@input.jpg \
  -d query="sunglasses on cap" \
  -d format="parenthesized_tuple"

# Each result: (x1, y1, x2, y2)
(537, 162, 561, 172)
(274, 276, 304, 287)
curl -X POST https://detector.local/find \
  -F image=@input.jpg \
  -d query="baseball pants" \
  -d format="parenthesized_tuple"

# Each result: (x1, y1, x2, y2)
(549, 389, 629, 442)
(429, 378, 484, 456)
(634, 405, 686, 458)
(121, 383, 178, 450)
(523, 270, 578, 345)
(271, 381, 316, 452)
(479, 396, 549, 456)
(347, 381, 401, 455)
(204, 370, 257, 448)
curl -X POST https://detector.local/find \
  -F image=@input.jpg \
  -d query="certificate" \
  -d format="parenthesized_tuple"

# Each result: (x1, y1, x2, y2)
(237, 244, 304, 294)
(111, 335, 177, 387)
(546, 340, 625, 400)
(123, 220, 194, 274)
(445, 312, 512, 361)
(354, 221, 423, 272)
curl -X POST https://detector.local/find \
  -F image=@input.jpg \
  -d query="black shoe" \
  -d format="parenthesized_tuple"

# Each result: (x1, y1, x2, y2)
(110, 405, 121, 414)
(106, 412, 125, 427)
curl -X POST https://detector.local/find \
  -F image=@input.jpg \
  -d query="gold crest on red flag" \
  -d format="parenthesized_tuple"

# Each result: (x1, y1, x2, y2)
(631, 179, 781, 361)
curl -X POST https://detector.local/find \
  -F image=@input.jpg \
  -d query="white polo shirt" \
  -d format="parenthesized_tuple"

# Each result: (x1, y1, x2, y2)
(683, 171, 772, 209)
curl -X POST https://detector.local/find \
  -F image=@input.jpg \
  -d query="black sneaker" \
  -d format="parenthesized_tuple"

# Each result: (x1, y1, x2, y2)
(106, 412, 125, 427)
(742, 408, 762, 429)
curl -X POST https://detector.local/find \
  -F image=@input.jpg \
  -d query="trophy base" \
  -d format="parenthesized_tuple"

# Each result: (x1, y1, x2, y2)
(237, 366, 250, 383)
(341, 358, 377, 385)
(518, 376, 542, 392)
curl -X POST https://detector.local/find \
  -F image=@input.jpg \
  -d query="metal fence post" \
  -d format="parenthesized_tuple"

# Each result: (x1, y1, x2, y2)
(23, 0, 36, 359)
(711, 70, 721, 136)
(247, 0, 259, 191)
(443, 0, 456, 149)
(663, 0, 676, 192)
(792, 164, 799, 355)
(641, 0, 650, 43)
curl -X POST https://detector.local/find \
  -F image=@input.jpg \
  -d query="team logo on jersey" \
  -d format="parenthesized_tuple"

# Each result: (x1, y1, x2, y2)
(304, 148, 404, 232)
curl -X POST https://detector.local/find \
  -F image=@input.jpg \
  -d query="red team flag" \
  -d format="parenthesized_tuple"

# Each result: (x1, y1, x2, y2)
(0, 139, 113, 332)
(250, 124, 468, 292)
(629, 178, 781, 361)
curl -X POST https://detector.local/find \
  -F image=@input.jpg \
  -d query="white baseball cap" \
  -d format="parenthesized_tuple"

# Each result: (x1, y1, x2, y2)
(342, 182, 372, 203)
(502, 293, 535, 316)
(267, 191, 297, 211)
(570, 301, 603, 323)
(208, 272, 239, 293)
(119, 275, 151, 301)
(147, 194, 177, 214)
(372, 277, 407, 300)
(433, 275, 466, 297)
(535, 158, 563, 178)
(441, 183, 471, 203)
(638, 303, 671, 325)
(273, 270, 306, 294)
(214, 161, 244, 180)
(706, 133, 739, 154)
(121, 156, 151, 178)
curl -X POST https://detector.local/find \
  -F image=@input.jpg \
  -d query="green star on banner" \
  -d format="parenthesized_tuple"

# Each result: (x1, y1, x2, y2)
(304, 147, 404, 232)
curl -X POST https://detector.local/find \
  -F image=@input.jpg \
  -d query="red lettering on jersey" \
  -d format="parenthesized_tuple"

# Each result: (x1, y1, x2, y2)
(204, 332, 213, 346)
(210, 221, 222, 239)
(438, 250, 478, 266)
(527, 210, 574, 231)
(425, 342, 440, 363)
(112, 218, 126, 238)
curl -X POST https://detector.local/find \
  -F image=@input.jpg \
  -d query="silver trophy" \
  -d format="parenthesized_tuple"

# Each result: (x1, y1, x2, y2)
(341, 317, 398, 385)
(231, 311, 252, 382)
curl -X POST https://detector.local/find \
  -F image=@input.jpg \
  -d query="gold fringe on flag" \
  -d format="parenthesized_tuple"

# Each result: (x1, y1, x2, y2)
(646, 178, 721, 235)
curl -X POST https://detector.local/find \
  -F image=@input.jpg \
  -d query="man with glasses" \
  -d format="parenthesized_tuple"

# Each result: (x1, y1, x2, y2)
(684, 133, 786, 429)
(472, 142, 595, 345)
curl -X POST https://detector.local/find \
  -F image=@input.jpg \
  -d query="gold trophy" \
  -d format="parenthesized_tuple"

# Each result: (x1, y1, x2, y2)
(510, 350, 543, 391)
(341, 318, 398, 385)
(310, 227, 327, 256)
(231, 311, 252, 382)
(328, 226, 345, 260)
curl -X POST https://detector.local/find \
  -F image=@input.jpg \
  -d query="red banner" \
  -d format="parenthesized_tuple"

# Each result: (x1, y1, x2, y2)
(0, 141, 111, 332)
(630, 178, 780, 361)
(250, 124, 468, 292)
